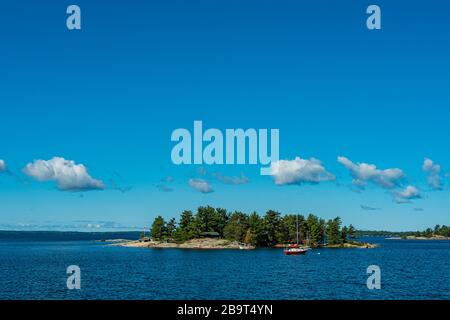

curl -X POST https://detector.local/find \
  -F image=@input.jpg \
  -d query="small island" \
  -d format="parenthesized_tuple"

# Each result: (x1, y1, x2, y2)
(114, 206, 376, 250)
(404, 225, 450, 240)
(113, 237, 254, 250)
(357, 225, 450, 241)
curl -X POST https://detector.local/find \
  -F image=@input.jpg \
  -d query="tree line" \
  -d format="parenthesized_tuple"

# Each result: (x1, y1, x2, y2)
(146, 206, 356, 247)
(355, 225, 450, 238)
(414, 225, 450, 238)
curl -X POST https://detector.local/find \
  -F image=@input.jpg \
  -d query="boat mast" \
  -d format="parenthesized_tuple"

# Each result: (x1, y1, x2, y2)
(296, 214, 299, 245)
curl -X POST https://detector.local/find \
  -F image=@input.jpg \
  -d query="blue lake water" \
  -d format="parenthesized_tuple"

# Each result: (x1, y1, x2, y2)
(0, 236, 449, 300)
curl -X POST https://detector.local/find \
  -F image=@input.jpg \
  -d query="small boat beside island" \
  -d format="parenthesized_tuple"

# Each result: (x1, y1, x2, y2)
(283, 215, 310, 255)
(283, 244, 309, 255)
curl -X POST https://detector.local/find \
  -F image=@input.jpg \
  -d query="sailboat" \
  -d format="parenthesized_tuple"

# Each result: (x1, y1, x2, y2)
(283, 215, 309, 255)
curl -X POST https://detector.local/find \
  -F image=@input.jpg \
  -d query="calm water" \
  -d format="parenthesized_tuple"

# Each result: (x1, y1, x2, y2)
(0, 236, 449, 300)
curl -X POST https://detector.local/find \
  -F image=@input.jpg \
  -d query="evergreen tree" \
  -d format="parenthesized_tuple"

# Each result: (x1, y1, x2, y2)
(347, 224, 356, 239)
(151, 216, 166, 241)
(195, 206, 216, 233)
(263, 210, 282, 246)
(434, 225, 441, 234)
(165, 218, 177, 239)
(280, 214, 297, 244)
(243, 229, 254, 245)
(211, 208, 228, 236)
(326, 217, 342, 245)
(306, 214, 325, 246)
(340, 226, 348, 243)
(223, 211, 249, 242)
(147, 208, 373, 248)
(248, 211, 264, 246)
(176, 210, 196, 240)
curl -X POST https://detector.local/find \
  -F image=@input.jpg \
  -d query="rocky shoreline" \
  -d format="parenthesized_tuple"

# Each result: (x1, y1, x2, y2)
(325, 242, 378, 248)
(110, 238, 255, 250)
(404, 235, 450, 240)
(110, 238, 377, 250)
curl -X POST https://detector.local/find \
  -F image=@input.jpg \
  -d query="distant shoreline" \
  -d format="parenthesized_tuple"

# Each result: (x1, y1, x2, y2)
(389, 235, 450, 241)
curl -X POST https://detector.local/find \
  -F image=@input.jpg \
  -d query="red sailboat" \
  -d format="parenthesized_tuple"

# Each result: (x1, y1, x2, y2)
(283, 215, 309, 255)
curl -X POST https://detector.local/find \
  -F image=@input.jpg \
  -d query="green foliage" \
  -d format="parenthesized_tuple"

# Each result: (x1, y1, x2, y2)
(150, 207, 371, 247)
(211, 208, 229, 237)
(438, 225, 450, 237)
(424, 228, 433, 238)
(243, 229, 254, 245)
(326, 217, 342, 245)
(279, 214, 298, 244)
(263, 210, 282, 246)
(247, 212, 264, 246)
(347, 224, 356, 239)
(174, 210, 196, 241)
(340, 226, 348, 243)
(150, 216, 166, 241)
(356, 225, 450, 238)
(165, 218, 177, 239)
(223, 211, 249, 242)
(306, 214, 325, 246)
(195, 206, 216, 233)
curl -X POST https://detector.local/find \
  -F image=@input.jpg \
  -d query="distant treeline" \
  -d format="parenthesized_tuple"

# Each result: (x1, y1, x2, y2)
(0, 231, 140, 241)
(356, 225, 450, 238)
(148, 206, 356, 247)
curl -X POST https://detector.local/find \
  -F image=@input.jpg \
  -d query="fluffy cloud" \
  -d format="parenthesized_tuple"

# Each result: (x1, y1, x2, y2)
(156, 184, 174, 192)
(337, 156, 404, 189)
(214, 172, 249, 185)
(422, 158, 443, 190)
(394, 185, 421, 203)
(188, 178, 214, 193)
(163, 176, 174, 183)
(0, 159, 5, 172)
(360, 205, 381, 211)
(271, 157, 335, 185)
(23, 157, 104, 191)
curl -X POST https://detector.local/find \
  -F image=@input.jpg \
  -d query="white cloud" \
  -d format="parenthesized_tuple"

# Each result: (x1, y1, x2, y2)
(337, 156, 404, 189)
(214, 172, 249, 185)
(163, 176, 174, 183)
(422, 158, 442, 190)
(156, 184, 174, 192)
(23, 157, 104, 191)
(360, 205, 381, 211)
(0, 159, 5, 172)
(271, 157, 335, 185)
(394, 185, 421, 203)
(188, 178, 214, 193)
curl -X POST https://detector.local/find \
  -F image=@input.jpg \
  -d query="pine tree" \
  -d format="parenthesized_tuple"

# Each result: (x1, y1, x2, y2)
(248, 211, 264, 246)
(211, 208, 228, 236)
(244, 229, 253, 245)
(347, 224, 356, 239)
(223, 211, 249, 242)
(195, 206, 216, 233)
(340, 226, 348, 243)
(263, 210, 282, 246)
(166, 218, 177, 239)
(151, 216, 166, 241)
(306, 214, 325, 246)
(326, 217, 342, 245)
(176, 210, 196, 241)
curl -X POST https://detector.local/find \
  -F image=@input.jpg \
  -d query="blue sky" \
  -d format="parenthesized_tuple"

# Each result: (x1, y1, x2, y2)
(0, 0, 449, 231)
